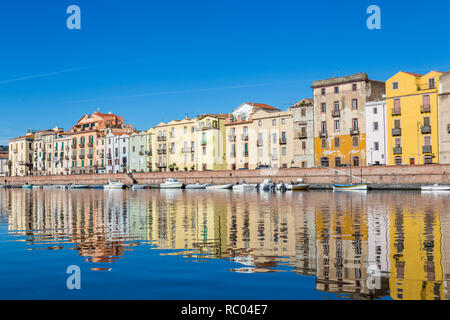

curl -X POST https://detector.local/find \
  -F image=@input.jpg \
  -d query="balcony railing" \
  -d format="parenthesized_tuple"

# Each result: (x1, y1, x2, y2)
(392, 108, 401, 116)
(71, 144, 77, 149)
(423, 146, 432, 154)
(421, 105, 431, 113)
(201, 140, 207, 146)
(331, 110, 340, 118)
(79, 143, 85, 148)
(319, 130, 327, 138)
(279, 138, 287, 145)
(298, 132, 307, 139)
(157, 136, 166, 142)
(243, 151, 249, 157)
(241, 134, 248, 141)
(182, 147, 194, 153)
(88, 142, 94, 147)
(421, 125, 431, 134)
(228, 135, 236, 142)
(157, 149, 167, 155)
(106, 154, 112, 159)
(139, 151, 144, 156)
(88, 154, 93, 159)
(392, 128, 402, 136)
(350, 128, 360, 136)
(79, 154, 85, 159)
(257, 139, 263, 147)
(71, 155, 77, 160)
(64, 156, 70, 160)
(393, 147, 402, 155)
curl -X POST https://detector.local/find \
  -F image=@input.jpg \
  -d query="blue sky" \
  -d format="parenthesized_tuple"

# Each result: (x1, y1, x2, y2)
(0, 0, 449, 144)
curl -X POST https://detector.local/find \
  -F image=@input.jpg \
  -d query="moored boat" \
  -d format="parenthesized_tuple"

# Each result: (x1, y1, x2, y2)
(260, 179, 275, 192)
(131, 184, 147, 190)
(205, 184, 233, 190)
(68, 184, 90, 190)
(32, 185, 43, 189)
(232, 183, 257, 191)
(22, 184, 33, 189)
(160, 178, 183, 189)
(421, 184, 450, 191)
(333, 183, 368, 191)
(185, 182, 208, 189)
(291, 178, 310, 191)
(103, 181, 125, 190)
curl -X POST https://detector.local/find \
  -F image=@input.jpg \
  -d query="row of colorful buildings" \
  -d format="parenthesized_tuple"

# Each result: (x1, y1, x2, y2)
(7, 70, 450, 176)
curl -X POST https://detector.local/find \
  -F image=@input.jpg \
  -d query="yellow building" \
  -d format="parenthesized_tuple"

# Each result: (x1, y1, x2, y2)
(195, 114, 227, 171)
(386, 71, 444, 165)
(312, 73, 385, 168)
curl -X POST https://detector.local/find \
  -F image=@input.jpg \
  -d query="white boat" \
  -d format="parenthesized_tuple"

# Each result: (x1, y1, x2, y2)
(68, 184, 90, 190)
(333, 183, 368, 191)
(185, 182, 208, 189)
(260, 179, 275, 191)
(421, 184, 450, 191)
(232, 183, 257, 191)
(43, 185, 66, 190)
(103, 181, 125, 190)
(291, 178, 310, 191)
(160, 178, 184, 189)
(205, 184, 233, 190)
(32, 185, 43, 189)
(131, 184, 147, 190)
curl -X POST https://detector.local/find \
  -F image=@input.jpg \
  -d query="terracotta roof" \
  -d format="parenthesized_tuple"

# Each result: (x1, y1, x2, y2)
(245, 103, 280, 111)
(402, 71, 423, 77)
(0, 153, 8, 158)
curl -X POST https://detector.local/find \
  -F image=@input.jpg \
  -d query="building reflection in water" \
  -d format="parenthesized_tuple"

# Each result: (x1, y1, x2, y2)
(3, 188, 450, 300)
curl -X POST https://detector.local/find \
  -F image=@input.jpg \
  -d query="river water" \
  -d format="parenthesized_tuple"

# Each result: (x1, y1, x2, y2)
(0, 189, 449, 300)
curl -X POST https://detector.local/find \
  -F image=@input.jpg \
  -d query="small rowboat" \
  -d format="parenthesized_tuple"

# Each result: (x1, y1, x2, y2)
(185, 183, 208, 189)
(333, 183, 367, 191)
(421, 184, 450, 191)
(292, 184, 310, 191)
(205, 184, 233, 190)
(131, 184, 147, 190)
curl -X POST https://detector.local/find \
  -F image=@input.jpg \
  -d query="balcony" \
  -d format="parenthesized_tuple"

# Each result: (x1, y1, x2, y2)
(228, 135, 236, 142)
(421, 105, 431, 113)
(106, 154, 112, 159)
(392, 128, 402, 136)
(88, 142, 94, 147)
(157, 162, 167, 168)
(331, 110, 340, 118)
(79, 143, 85, 148)
(182, 147, 194, 153)
(423, 146, 432, 154)
(157, 136, 166, 142)
(298, 132, 307, 139)
(319, 130, 327, 138)
(393, 147, 402, 155)
(64, 156, 69, 160)
(201, 140, 207, 146)
(243, 151, 249, 157)
(257, 139, 263, 147)
(87, 154, 93, 159)
(421, 125, 431, 134)
(71, 155, 77, 160)
(71, 144, 77, 149)
(139, 151, 144, 156)
(279, 138, 287, 145)
(350, 128, 360, 136)
(392, 108, 401, 116)
(79, 154, 85, 159)
(241, 134, 248, 141)
(65, 168, 70, 171)
(157, 149, 167, 155)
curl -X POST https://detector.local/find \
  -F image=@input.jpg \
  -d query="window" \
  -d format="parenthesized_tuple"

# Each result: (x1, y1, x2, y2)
(352, 83, 357, 91)
(321, 157, 329, 167)
(395, 157, 402, 165)
(258, 120, 262, 126)
(321, 103, 326, 113)
(281, 118, 285, 125)
(373, 122, 379, 131)
(395, 138, 401, 147)
(282, 147, 286, 156)
(429, 78, 435, 89)
(394, 119, 401, 129)
(423, 95, 431, 112)
(334, 86, 339, 94)
(374, 142, 379, 151)
(353, 136, 359, 147)
(302, 141, 306, 150)
(272, 133, 277, 144)
(423, 116, 430, 126)
(424, 156, 433, 164)
(321, 88, 326, 95)
(334, 137, 340, 148)
(393, 82, 399, 90)
(373, 107, 377, 114)
(184, 126, 187, 134)
(334, 101, 339, 112)
(352, 99, 358, 110)
(203, 147, 206, 155)
(301, 108, 306, 117)
(353, 156, 360, 167)
(334, 120, 340, 131)
(321, 121, 327, 132)
(393, 99, 401, 114)
(352, 118, 359, 130)
(258, 148, 263, 157)
(321, 138, 327, 149)
(272, 119, 276, 126)
(424, 135, 431, 146)
(335, 157, 341, 167)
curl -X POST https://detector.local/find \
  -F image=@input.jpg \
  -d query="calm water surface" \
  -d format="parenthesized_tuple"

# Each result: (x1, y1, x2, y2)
(0, 189, 449, 300)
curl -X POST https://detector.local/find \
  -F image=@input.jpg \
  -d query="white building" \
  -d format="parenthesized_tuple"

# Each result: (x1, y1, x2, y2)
(365, 100, 388, 165)
(105, 133, 130, 173)
(53, 135, 71, 175)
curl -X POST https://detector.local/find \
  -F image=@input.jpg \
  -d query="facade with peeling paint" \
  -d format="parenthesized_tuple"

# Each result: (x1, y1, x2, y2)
(312, 73, 385, 168)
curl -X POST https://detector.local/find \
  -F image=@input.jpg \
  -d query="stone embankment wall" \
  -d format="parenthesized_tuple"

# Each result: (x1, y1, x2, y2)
(3, 164, 450, 186)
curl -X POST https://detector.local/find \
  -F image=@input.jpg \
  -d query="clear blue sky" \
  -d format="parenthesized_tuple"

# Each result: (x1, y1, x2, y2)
(0, 0, 449, 144)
